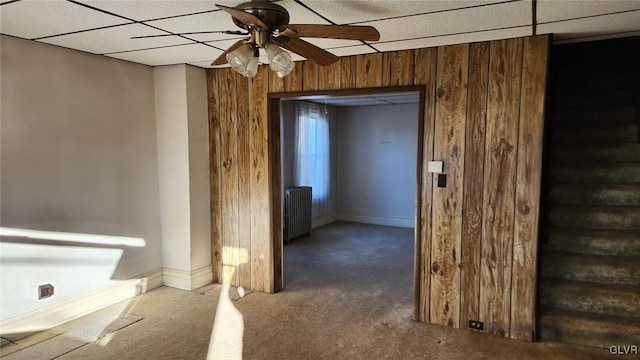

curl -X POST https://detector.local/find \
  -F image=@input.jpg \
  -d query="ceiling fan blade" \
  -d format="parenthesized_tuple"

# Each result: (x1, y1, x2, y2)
(211, 39, 248, 66)
(132, 30, 247, 39)
(216, 4, 268, 29)
(280, 38, 339, 66)
(279, 24, 380, 41)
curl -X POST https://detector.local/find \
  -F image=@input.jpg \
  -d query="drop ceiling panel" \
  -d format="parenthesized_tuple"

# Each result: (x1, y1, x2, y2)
(539, 10, 640, 42)
(363, 0, 530, 43)
(373, 26, 531, 52)
(301, 0, 508, 25)
(77, 0, 221, 21)
(2, 0, 639, 69)
(40, 23, 188, 55)
(537, 0, 640, 23)
(0, 0, 129, 39)
(107, 43, 218, 66)
(145, 10, 238, 42)
(325, 44, 378, 57)
(279, 0, 331, 25)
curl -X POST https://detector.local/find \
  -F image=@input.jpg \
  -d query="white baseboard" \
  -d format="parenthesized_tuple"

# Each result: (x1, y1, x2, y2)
(312, 214, 338, 229)
(0, 268, 163, 336)
(336, 213, 414, 228)
(162, 265, 213, 291)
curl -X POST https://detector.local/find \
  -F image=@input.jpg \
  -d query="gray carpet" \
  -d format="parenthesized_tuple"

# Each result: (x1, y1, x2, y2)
(0, 222, 610, 359)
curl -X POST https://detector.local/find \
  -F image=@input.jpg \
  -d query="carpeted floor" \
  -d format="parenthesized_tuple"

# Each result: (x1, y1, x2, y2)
(0, 221, 610, 359)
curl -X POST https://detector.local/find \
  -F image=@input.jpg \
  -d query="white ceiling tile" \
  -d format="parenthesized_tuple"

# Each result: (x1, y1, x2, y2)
(325, 44, 378, 56)
(3, 0, 639, 67)
(77, 0, 220, 21)
(106, 43, 219, 66)
(373, 26, 531, 52)
(188, 60, 224, 68)
(146, 9, 239, 42)
(538, 10, 640, 42)
(0, 0, 130, 39)
(39, 23, 189, 55)
(278, 0, 331, 25)
(363, 0, 530, 43)
(537, 0, 640, 23)
(300, 0, 511, 25)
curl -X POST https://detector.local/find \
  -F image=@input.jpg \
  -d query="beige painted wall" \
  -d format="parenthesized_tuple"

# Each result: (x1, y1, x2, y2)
(154, 64, 211, 274)
(0, 35, 162, 320)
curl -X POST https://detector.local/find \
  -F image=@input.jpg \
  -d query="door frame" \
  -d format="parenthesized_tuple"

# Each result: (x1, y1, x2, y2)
(267, 85, 427, 319)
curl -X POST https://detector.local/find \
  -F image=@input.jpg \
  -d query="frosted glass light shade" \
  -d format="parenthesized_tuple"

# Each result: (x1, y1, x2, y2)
(265, 43, 295, 78)
(227, 44, 259, 78)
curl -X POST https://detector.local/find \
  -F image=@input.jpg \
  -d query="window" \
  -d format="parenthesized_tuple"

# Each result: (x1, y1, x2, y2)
(293, 102, 330, 217)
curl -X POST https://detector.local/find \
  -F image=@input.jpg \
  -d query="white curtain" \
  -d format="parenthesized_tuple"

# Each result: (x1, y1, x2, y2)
(293, 101, 330, 217)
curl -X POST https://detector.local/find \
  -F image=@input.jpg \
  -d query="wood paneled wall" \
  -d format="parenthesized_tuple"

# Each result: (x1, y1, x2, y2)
(206, 34, 549, 340)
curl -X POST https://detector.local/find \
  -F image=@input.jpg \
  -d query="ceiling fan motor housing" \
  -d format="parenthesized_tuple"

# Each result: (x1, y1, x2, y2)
(232, 1, 290, 30)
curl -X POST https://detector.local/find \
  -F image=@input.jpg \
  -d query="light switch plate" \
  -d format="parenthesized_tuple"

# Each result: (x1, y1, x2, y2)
(427, 161, 443, 173)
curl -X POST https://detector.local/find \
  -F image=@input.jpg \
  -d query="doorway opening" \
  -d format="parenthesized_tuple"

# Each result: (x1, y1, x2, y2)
(268, 86, 426, 319)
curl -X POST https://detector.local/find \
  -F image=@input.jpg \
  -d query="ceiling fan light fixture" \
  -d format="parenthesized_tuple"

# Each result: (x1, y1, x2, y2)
(265, 43, 295, 78)
(226, 43, 259, 78)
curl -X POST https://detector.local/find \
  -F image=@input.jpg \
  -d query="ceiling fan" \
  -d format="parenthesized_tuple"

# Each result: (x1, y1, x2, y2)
(134, 1, 380, 78)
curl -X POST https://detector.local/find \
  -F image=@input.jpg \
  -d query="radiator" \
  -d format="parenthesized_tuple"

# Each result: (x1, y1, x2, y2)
(283, 186, 312, 244)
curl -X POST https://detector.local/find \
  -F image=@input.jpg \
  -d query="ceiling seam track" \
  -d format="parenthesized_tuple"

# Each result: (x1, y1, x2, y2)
(346, 0, 524, 26)
(63, 0, 224, 51)
(373, 24, 531, 45)
(0, 0, 21, 6)
(536, 8, 640, 25)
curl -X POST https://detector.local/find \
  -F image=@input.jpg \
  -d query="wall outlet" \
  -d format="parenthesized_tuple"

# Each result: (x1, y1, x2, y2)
(468, 320, 484, 330)
(38, 284, 54, 299)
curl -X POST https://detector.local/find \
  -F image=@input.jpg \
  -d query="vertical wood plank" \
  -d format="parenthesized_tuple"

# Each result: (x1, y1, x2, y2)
(219, 67, 240, 286)
(356, 53, 383, 88)
(236, 72, 252, 288)
(390, 50, 415, 86)
(284, 62, 303, 92)
(249, 65, 272, 292)
(269, 68, 285, 93)
(413, 47, 437, 322)
(318, 61, 341, 90)
(430, 44, 469, 328)
(269, 98, 283, 292)
(302, 61, 319, 91)
(510, 34, 549, 341)
(382, 52, 392, 86)
(480, 37, 524, 337)
(207, 69, 223, 283)
(341, 56, 356, 89)
(460, 42, 489, 329)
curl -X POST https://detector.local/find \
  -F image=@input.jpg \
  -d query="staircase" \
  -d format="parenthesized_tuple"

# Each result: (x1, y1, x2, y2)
(538, 37, 640, 348)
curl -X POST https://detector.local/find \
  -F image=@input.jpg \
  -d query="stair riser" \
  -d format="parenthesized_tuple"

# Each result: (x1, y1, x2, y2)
(544, 239, 640, 257)
(541, 259, 640, 286)
(550, 209, 640, 231)
(551, 145, 640, 164)
(554, 77, 632, 95)
(551, 125, 639, 144)
(539, 285, 640, 317)
(540, 317, 640, 349)
(553, 91, 635, 111)
(551, 166, 640, 184)
(553, 107, 636, 127)
(550, 186, 640, 206)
